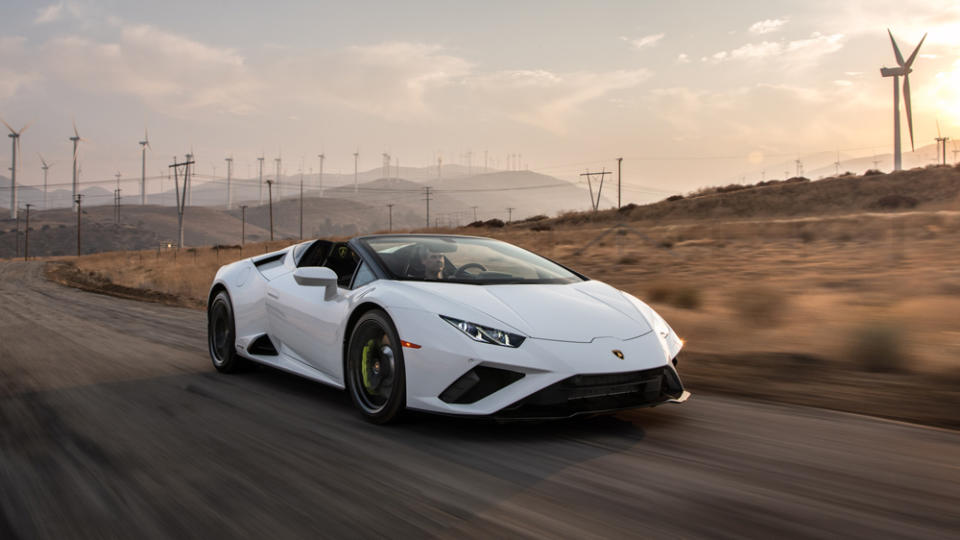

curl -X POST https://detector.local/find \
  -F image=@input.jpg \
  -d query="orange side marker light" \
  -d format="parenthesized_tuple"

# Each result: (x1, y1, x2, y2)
(401, 340, 421, 349)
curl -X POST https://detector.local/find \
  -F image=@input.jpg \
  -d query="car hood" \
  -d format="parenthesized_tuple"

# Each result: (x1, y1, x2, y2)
(396, 280, 651, 343)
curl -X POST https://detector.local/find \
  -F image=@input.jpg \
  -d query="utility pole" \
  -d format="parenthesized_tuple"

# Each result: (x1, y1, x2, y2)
(185, 152, 194, 206)
(23, 204, 31, 260)
(257, 156, 265, 206)
(617, 157, 622, 209)
(225, 157, 233, 209)
(580, 169, 612, 211)
(353, 151, 359, 193)
(75, 194, 83, 256)
(795, 159, 803, 177)
(507, 207, 514, 223)
(387, 203, 394, 232)
(299, 171, 304, 240)
(14, 206, 20, 258)
(169, 156, 194, 249)
(834, 152, 840, 176)
(240, 205, 247, 245)
(266, 179, 275, 241)
(437, 156, 442, 179)
(424, 186, 432, 228)
(70, 133, 80, 212)
(40, 157, 50, 210)
(471, 206, 478, 221)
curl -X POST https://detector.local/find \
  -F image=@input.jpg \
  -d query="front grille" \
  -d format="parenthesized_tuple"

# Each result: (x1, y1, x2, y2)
(495, 366, 684, 420)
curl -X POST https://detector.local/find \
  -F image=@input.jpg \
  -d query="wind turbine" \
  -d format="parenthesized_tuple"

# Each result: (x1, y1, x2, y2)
(38, 153, 52, 210)
(225, 156, 234, 209)
(139, 129, 150, 205)
(2, 118, 29, 219)
(70, 121, 85, 212)
(317, 153, 325, 196)
(935, 120, 949, 166)
(880, 29, 926, 171)
(353, 149, 359, 193)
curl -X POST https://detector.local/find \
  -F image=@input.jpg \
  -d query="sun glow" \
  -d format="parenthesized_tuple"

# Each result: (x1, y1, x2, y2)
(932, 59, 960, 128)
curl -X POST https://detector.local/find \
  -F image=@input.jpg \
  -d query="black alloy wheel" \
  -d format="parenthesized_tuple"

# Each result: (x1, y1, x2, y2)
(346, 310, 406, 423)
(208, 290, 246, 373)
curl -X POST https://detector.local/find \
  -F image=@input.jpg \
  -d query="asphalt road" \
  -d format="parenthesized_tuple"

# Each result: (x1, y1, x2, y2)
(1, 261, 958, 539)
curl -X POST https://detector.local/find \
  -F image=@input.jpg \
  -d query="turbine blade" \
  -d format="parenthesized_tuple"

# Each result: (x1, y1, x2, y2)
(73, 119, 79, 139)
(37, 152, 46, 167)
(904, 75, 915, 151)
(888, 29, 905, 67)
(20, 122, 32, 135)
(1, 117, 13, 134)
(904, 33, 927, 68)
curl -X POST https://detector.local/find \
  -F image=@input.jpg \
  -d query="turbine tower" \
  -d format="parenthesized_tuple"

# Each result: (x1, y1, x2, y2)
(257, 155, 265, 205)
(274, 156, 282, 199)
(225, 156, 234, 209)
(880, 29, 926, 171)
(38, 154, 51, 210)
(2, 119, 29, 219)
(353, 150, 359, 193)
(139, 129, 150, 205)
(70, 122, 83, 212)
(317, 153, 325, 195)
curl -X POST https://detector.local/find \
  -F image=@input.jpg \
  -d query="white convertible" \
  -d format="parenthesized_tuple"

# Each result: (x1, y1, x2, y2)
(207, 234, 689, 423)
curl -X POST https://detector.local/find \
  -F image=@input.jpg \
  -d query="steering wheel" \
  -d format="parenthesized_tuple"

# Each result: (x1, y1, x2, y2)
(454, 263, 487, 278)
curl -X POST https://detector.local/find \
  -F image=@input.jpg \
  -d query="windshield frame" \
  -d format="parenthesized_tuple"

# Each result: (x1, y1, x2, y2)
(355, 234, 588, 285)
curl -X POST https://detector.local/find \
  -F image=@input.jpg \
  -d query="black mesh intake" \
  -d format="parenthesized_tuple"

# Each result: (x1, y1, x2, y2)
(495, 366, 684, 420)
(440, 366, 525, 404)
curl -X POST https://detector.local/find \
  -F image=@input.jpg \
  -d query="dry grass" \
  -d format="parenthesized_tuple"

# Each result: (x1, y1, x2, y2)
(54, 206, 960, 375)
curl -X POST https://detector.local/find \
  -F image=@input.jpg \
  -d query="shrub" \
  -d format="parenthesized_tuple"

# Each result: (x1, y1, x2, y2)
(519, 214, 548, 223)
(784, 176, 809, 183)
(666, 195, 684, 202)
(847, 322, 908, 372)
(871, 195, 918, 210)
(618, 202, 639, 212)
(531, 224, 552, 231)
(617, 255, 639, 265)
(647, 283, 702, 310)
(732, 286, 788, 326)
(483, 218, 505, 228)
(799, 230, 815, 243)
(863, 169, 884, 176)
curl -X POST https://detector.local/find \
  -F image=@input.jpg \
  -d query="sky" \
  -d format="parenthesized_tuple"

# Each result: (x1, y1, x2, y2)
(1, 0, 958, 203)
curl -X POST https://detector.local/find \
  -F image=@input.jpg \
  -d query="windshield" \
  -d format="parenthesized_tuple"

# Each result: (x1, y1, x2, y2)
(359, 235, 584, 285)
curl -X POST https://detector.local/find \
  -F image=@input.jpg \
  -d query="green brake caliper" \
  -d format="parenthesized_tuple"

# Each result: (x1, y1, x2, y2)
(361, 339, 376, 393)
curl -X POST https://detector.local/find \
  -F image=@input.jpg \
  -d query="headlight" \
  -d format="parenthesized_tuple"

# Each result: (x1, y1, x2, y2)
(440, 315, 526, 348)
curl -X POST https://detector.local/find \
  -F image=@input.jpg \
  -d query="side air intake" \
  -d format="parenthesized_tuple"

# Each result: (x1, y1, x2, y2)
(248, 335, 278, 356)
(439, 366, 525, 404)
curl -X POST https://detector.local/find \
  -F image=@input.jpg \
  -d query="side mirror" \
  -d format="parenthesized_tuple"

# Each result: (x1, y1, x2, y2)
(293, 267, 339, 300)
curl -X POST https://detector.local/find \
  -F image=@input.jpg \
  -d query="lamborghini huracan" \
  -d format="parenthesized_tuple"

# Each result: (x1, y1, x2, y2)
(207, 234, 689, 423)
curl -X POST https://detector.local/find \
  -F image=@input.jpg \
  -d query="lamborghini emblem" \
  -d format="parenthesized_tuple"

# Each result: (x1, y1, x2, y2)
(612, 350, 624, 360)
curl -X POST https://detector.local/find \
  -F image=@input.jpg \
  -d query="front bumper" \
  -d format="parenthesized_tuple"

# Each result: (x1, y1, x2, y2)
(494, 365, 688, 421)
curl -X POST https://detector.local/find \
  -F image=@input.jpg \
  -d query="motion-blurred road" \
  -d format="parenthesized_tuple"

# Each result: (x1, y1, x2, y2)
(1, 261, 958, 539)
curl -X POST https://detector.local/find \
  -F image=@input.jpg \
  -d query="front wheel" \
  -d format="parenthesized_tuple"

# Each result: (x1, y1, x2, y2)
(208, 290, 247, 373)
(345, 310, 406, 424)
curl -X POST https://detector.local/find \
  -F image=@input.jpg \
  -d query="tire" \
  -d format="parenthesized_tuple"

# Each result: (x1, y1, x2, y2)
(345, 310, 406, 424)
(208, 290, 247, 373)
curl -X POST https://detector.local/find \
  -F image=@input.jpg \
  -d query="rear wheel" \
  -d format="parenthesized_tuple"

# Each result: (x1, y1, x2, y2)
(345, 310, 406, 423)
(208, 290, 247, 373)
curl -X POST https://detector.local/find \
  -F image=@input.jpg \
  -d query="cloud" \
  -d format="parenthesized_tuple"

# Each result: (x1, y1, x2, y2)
(34, 2, 64, 24)
(707, 32, 844, 67)
(462, 69, 651, 133)
(749, 18, 788, 34)
(0, 37, 38, 100)
(621, 33, 665, 50)
(677, 53, 690, 63)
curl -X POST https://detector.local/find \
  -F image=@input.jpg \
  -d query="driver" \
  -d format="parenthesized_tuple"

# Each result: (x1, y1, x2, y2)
(419, 245, 445, 280)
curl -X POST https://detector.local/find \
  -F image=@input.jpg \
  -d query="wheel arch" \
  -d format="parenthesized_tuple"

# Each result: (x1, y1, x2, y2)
(208, 281, 230, 312)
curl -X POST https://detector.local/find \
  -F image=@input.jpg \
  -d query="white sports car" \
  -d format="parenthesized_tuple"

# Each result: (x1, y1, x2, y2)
(207, 234, 689, 423)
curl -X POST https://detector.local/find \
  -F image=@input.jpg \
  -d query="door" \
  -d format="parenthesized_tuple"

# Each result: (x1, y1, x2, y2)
(266, 243, 361, 378)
